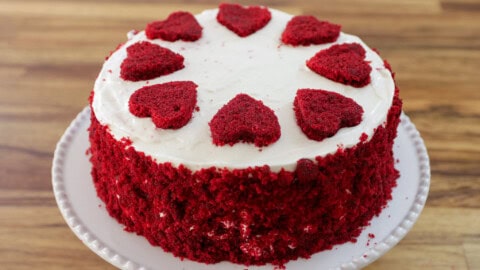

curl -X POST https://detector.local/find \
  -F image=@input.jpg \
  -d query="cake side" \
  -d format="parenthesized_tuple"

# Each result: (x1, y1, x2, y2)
(88, 86, 401, 266)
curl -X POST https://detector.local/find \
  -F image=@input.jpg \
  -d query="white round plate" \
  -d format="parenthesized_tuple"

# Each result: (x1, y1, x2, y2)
(52, 107, 430, 270)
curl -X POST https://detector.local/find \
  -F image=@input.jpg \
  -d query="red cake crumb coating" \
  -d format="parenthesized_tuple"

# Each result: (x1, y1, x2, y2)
(209, 94, 281, 147)
(120, 41, 185, 82)
(128, 81, 197, 129)
(281, 15, 341, 46)
(217, 3, 272, 37)
(294, 89, 364, 141)
(306, 43, 371, 88)
(146, 11, 203, 42)
(88, 86, 401, 266)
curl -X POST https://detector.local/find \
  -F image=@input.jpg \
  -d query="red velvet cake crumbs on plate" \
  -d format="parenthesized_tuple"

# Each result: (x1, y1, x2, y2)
(217, 3, 272, 37)
(306, 43, 372, 87)
(146, 11, 203, 42)
(129, 81, 197, 129)
(209, 93, 280, 147)
(383, 59, 395, 78)
(281, 15, 341, 46)
(359, 132, 369, 142)
(294, 89, 364, 141)
(120, 41, 185, 82)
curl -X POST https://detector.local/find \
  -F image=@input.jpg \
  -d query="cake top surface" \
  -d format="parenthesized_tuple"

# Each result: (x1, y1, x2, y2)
(92, 7, 395, 171)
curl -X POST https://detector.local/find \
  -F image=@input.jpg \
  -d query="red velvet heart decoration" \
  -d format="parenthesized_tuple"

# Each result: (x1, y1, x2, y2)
(306, 43, 371, 87)
(146, 11, 203, 42)
(281, 15, 341, 46)
(209, 94, 280, 147)
(216, 3, 272, 37)
(129, 81, 197, 129)
(120, 41, 184, 82)
(294, 89, 363, 141)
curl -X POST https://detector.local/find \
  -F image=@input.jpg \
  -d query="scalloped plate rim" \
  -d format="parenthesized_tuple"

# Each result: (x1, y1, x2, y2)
(52, 107, 430, 270)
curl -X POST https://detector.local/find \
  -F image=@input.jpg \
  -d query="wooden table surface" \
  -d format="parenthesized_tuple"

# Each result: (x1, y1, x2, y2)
(1, 0, 479, 269)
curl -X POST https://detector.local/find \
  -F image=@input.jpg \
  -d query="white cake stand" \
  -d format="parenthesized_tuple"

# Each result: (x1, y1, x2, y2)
(52, 107, 430, 270)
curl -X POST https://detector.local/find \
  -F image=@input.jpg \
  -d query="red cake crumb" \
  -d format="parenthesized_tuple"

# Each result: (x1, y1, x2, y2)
(88, 87, 401, 266)
(209, 94, 280, 147)
(120, 41, 184, 82)
(129, 81, 197, 129)
(217, 3, 272, 37)
(295, 159, 319, 183)
(306, 43, 372, 87)
(384, 60, 392, 72)
(281, 15, 341, 46)
(88, 90, 94, 104)
(384, 59, 396, 79)
(294, 89, 364, 141)
(146, 11, 203, 42)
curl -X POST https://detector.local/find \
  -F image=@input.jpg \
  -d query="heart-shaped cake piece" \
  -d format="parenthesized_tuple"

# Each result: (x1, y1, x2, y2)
(146, 11, 203, 42)
(129, 81, 197, 129)
(281, 15, 341, 46)
(306, 43, 371, 87)
(209, 94, 280, 147)
(217, 3, 272, 37)
(294, 89, 363, 141)
(120, 41, 184, 82)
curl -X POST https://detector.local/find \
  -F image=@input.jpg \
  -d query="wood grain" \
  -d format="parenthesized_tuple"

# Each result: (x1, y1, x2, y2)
(1, 0, 479, 269)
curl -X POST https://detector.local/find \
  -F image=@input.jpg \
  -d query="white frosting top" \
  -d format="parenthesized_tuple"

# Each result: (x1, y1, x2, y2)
(92, 8, 395, 172)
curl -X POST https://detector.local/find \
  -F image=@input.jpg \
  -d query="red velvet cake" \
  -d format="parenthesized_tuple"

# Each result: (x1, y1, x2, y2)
(88, 3, 402, 267)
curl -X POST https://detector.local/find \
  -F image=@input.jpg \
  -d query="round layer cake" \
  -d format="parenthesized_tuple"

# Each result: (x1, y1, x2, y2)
(88, 3, 402, 267)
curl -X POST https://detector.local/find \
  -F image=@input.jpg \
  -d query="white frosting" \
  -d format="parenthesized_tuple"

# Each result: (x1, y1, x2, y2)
(92, 8, 395, 172)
